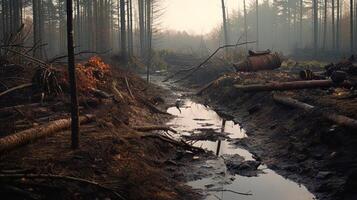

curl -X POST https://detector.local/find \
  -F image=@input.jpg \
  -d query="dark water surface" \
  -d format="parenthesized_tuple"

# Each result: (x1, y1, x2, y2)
(167, 99, 315, 200)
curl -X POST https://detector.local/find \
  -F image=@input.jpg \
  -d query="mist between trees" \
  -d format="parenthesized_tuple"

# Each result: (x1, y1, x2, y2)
(1, 0, 357, 60)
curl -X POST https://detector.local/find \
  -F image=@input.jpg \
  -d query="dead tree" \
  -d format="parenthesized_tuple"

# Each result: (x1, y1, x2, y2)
(146, 0, 152, 82)
(120, 0, 127, 63)
(332, 0, 336, 49)
(138, 0, 145, 58)
(66, 0, 80, 149)
(351, 0, 354, 53)
(243, 0, 248, 50)
(313, 0, 318, 55)
(221, 0, 229, 55)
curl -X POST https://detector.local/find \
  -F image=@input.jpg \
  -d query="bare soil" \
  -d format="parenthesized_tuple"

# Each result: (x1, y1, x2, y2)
(196, 70, 357, 200)
(0, 60, 205, 200)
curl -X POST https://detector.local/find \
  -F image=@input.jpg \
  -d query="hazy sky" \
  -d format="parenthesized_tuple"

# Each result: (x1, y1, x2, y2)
(161, 0, 245, 35)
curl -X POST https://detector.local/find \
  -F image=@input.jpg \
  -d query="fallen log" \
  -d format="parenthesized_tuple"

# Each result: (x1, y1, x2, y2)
(0, 114, 95, 153)
(234, 80, 355, 92)
(132, 125, 177, 134)
(0, 83, 33, 98)
(273, 95, 357, 129)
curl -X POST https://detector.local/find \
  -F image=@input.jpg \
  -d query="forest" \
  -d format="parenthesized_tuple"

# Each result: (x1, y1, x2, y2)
(1, 0, 357, 200)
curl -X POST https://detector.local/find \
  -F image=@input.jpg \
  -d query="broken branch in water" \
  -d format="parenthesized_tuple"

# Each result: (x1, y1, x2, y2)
(142, 133, 205, 153)
(163, 41, 256, 83)
(132, 125, 178, 134)
(206, 189, 252, 196)
(0, 174, 126, 200)
(137, 95, 172, 115)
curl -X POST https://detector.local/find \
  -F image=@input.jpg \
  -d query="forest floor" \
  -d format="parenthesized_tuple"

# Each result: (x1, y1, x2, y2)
(162, 53, 357, 200)
(0, 56, 214, 200)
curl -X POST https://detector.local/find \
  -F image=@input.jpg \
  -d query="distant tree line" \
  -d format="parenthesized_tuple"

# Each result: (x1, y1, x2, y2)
(219, 0, 357, 56)
(0, 0, 158, 63)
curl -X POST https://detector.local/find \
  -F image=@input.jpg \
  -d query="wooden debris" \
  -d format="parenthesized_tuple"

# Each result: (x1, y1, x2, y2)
(0, 115, 95, 153)
(273, 95, 357, 129)
(163, 41, 256, 83)
(137, 95, 171, 115)
(142, 133, 205, 153)
(0, 83, 33, 98)
(132, 125, 178, 134)
(234, 80, 355, 92)
(124, 76, 135, 99)
(0, 174, 126, 200)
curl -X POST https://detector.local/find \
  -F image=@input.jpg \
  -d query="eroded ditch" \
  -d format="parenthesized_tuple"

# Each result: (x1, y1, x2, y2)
(166, 99, 316, 200)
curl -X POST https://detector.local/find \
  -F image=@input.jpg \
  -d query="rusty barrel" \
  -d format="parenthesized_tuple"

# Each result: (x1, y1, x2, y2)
(234, 53, 282, 72)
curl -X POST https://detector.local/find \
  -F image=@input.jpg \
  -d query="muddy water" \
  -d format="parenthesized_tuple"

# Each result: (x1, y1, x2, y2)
(167, 99, 315, 200)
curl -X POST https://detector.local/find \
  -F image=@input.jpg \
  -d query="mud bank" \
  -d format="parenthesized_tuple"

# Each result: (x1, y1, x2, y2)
(0, 68, 205, 200)
(195, 71, 357, 200)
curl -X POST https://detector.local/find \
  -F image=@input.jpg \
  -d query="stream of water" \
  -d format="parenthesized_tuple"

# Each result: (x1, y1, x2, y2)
(166, 99, 316, 200)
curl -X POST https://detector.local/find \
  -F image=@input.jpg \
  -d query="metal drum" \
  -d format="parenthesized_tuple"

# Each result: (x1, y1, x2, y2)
(234, 53, 282, 72)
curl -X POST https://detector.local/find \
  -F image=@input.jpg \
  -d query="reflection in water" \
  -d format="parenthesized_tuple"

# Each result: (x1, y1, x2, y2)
(167, 100, 315, 200)
(216, 120, 225, 156)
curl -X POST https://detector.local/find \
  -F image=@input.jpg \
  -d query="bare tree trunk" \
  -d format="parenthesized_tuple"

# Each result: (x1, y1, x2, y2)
(120, 0, 127, 63)
(323, 0, 327, 50)
(351, 0, 354, 53)
(220, 0, 229, 55)
(146, 0, 151, 82)
(243, 0, 248, 50)
(33, 0, 43, 58)
(66, 0, 80, 149)
(138, 0, 145, 58)
(336, 0, 340, 50)
(256, 0, 259, 50)
(129, 0, 133, 57)
(313, 0, 318, 55)
(332, 0, 336, 49)
(76, 0, 80, 51)
(300, 0, 303, 46)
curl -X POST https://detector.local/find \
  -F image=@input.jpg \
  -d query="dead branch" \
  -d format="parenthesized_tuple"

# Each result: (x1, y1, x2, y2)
(234, 80, 356, 92)
(1, 48, 48, 67)
(0, 83, 33, 98)
(273, 95, 357, 129)
(137, 96, 171, 115)
(0, 115, 95, 153)
(206, 189, 252, 196)
(163, 41, 256, 83)
(197, 80, 216, 95)
(48, 50, 110, 63)
(132, 125, 177, 134)
(0, 174, 125, 200)
(124, 76, 134, 99)
(142, 134, 205, 153)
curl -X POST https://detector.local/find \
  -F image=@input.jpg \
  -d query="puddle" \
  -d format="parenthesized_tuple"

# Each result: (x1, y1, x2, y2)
(167, 99, 315, 200)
